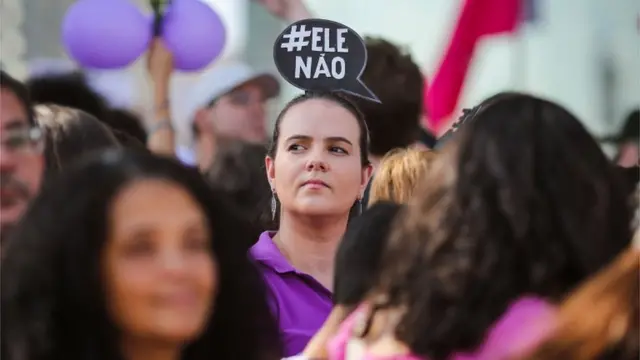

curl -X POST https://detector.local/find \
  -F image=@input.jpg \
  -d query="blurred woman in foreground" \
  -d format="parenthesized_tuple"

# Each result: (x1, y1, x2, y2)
(1, 150, 282, 360)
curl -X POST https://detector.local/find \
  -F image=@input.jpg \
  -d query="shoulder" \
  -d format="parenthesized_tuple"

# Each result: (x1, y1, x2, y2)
(478, 296, 557, 359)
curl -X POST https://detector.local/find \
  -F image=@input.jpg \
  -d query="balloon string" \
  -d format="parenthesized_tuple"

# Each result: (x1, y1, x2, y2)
(151, 0, 171, 36)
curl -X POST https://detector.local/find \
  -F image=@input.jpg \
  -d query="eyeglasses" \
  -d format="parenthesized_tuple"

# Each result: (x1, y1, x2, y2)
(1, 127, 44, 155)
(215, 90, 265, 107)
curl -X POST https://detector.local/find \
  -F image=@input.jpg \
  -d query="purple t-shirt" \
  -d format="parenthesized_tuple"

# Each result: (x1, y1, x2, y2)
(250, 231, 333, 357)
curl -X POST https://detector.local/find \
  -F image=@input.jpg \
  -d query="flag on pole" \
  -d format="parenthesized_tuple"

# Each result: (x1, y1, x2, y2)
(425, 0, 522, 132)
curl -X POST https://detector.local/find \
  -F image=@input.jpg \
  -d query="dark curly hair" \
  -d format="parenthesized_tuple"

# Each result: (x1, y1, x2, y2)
(1, 149, 282, 360)
(346, 37, 424, 156)
(373, 93, 633, 359)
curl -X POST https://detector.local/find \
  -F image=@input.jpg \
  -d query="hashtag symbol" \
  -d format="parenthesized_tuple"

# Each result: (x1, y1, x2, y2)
(280, 25, 312, 52)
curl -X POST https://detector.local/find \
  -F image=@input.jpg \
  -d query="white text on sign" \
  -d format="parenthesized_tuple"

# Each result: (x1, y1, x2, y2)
(294, 27, 349, 79)
(295, 55, 346, 79)
(310, 27, 349, 53)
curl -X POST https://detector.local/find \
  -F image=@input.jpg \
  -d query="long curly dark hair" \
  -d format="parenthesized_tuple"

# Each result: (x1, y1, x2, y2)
(1, 149, 282, 360)
(374, 93, 634, 359)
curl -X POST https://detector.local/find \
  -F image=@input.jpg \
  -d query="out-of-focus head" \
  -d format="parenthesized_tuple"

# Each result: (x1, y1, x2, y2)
(1, 149, 282, 360)
(205, 138, 271, 234)
(434, 92, 521, 150)
(346, 37, 424, 157)
(27, 71, 109, 121)
(369, 148, 438, 205)
(372, 93, 634, 359)
(334, 201, 404, 310)
(0, 70, 44, 242)
(190, 63, 280, 170)
(35, 104, 120, 179)
(265, 92, 372, 226)
(27, 72, 149, 151)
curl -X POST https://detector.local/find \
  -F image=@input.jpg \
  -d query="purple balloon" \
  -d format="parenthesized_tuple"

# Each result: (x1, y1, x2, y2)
(162, 0, 226, 71)
(62, 0, 152, 69)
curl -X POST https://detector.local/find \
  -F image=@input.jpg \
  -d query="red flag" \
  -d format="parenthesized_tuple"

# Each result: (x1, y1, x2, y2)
(425, 0, 521, 132)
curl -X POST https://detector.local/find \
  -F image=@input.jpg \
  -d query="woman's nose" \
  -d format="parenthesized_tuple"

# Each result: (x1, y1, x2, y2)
(306, 159, 329, 172)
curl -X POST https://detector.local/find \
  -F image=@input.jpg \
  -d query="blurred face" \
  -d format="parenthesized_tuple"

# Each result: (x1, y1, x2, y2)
(202, 82, 267, 144)
(266, 99, 371, 217)
(0, 88, 44, 238)
(102, 179, 216, 344)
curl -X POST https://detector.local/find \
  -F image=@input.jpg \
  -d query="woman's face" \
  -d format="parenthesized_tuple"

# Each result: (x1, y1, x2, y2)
(102, 179, 216, 344)
(266, 99, 371, 217)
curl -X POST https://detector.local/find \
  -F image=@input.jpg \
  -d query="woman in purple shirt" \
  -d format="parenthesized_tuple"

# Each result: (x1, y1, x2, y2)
(250, 91, 373, 356)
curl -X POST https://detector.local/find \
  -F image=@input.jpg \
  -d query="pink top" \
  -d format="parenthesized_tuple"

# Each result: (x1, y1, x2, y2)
(328, 296, 555, 360)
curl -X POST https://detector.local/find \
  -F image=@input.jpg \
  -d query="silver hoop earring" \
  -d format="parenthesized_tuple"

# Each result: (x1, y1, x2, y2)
(357, 198, 363, 215)
(271, 192, 277, 221)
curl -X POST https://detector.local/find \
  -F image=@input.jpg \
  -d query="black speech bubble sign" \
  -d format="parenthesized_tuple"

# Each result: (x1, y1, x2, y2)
(273, 18, 380, 103)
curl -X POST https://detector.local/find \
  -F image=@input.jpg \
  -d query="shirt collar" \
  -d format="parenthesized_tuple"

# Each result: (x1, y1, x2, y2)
(250, 231, 298, 274)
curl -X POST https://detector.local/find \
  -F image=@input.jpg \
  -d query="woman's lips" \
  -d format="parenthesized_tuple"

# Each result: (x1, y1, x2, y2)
(301, 179, 330, 189)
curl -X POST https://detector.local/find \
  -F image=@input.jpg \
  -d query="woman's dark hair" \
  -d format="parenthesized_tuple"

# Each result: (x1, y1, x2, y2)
(266, 91, 371, 228)
(35, 104, 120, 179)
(333, 201, 403, 308)
(435, 92, 520, 150)
(1, 149, 283, 360)
(205, 138, 272, 236)
(374, 93, 634, 359)
(1, 70, 35, 125)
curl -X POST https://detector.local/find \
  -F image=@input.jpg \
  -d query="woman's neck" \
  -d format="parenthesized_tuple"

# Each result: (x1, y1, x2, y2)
(121, 337, 181, 360)
(275, 211, 349, 290)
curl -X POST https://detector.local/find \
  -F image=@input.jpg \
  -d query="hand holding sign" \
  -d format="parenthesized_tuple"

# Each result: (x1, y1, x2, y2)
(273, 18, 380, 103)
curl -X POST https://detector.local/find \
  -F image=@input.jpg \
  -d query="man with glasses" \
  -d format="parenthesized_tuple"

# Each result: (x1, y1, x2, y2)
(0, 71, 44, 243)
(180, 62, 280, 170)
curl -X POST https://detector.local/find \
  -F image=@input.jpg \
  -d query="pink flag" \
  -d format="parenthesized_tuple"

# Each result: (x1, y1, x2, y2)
(425, 0, 521, 132)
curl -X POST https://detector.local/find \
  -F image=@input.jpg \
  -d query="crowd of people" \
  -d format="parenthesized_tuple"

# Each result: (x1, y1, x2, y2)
(1, 1, 639, 360)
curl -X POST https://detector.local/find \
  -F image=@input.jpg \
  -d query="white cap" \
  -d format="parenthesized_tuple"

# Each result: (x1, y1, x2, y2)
(185, 62, 280, 123)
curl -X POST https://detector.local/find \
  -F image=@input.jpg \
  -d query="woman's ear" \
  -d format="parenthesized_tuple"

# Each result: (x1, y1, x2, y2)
(265, 155, 276, 189)
(360, 163, 373, 193)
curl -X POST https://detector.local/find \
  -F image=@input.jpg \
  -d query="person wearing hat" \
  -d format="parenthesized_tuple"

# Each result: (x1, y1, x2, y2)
(174, 0, 312, 168)
(182, 62, 280, 170)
